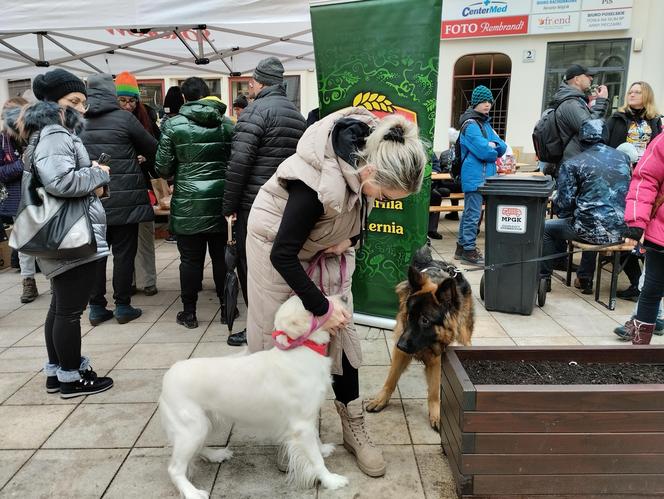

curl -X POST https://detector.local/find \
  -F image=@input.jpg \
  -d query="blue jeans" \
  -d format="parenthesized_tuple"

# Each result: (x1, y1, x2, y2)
(458, 191, 483, 250)
(540, 218, 596, 280)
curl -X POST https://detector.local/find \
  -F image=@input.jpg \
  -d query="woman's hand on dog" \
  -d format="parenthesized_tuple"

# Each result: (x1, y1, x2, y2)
(324, 239, 352, 256)
(321, 296, 351, 335)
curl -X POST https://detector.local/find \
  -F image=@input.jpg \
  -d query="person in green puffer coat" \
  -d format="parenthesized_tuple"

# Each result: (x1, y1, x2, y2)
(155, 77, 234, 329)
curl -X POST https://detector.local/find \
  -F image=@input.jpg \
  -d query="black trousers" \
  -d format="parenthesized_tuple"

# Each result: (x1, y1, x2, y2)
(90, 224, 139, 307)
(332, 352, 359, 405)
(235, 209, 250, 306)
(428, 188, 442, 232)
(636, 241, 664, 324)
(45, 261, 97, 371)
(176, 232, 227, 313)
(620, 253, 642, 287)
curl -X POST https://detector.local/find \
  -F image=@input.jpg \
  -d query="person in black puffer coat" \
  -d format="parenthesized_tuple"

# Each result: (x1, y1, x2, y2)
(222, 56, 306, 346)
(79, 74, 158, 326)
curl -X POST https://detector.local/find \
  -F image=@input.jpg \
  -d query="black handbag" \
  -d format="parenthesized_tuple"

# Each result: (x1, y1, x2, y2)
(9, 137, 97, 259)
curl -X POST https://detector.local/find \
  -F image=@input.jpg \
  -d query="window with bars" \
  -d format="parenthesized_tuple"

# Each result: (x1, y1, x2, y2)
(452, 53, 511, 139)
(543, 38, 631, 114)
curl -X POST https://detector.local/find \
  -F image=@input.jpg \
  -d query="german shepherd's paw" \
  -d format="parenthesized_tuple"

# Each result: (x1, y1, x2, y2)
(320, 472, 349, 490)
(429, 404, 441, 432)
(366, 391, 390, 413)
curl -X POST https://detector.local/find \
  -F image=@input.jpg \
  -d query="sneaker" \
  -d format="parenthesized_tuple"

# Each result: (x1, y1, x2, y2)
(616, 285, 640, 301)
(176, 311, 198, 329)
(574, 277, 593, 295)
(165, 234, 177, 244)
(227, 329, 247, 346)
(454, 243, 463, 260)
(60, 369, 113, 399)
(89, 305, 114, 326)
(46, 376, 60, 393)
(114, 305, 142, 324)
(444, 212, 459, 221)
(143, 285, 158, 296)
(20, 277, 38, 303)
(427, 231, 443, 240)
(460, 248, 484, 265)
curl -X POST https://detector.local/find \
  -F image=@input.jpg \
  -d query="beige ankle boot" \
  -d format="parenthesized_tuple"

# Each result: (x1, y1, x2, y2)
(335, 400, 386, 477)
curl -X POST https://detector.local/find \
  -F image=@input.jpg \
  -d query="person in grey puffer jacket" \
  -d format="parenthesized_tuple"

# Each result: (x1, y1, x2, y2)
(79, 74, 158, 326)
(18, 68, 114, 399)
(539, 119, 631, 293)
(222, 56, 306, 346)
(546, 64, 609, 174)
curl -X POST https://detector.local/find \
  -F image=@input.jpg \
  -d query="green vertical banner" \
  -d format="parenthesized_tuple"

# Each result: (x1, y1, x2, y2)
(310, 0, 442, 321)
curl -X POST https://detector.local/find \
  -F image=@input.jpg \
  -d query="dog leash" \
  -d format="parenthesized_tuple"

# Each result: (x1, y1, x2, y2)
(455, 241, 636, 273)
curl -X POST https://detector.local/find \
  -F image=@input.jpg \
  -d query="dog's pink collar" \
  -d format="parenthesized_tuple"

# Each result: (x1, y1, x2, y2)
(271, 300, 334, 356)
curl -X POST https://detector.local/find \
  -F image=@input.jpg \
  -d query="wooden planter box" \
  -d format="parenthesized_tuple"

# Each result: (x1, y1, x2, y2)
(441, 346, 664, 498)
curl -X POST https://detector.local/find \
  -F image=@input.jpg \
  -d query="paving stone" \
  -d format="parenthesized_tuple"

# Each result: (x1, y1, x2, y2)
(413, 445, 458, 499)
(0, 327, 35, 347)
(139, 321, 207, 343)
(0, 372, 32, 404)
(103, 447, 218, 499)
(360, 338, 390, 366)
(43, 403, 155, 449)
(318, 445, 425, 499)
(0, 346, 47, 373)
(0, 448, 127, 497)
(81, 369, 166, 404)
(3, 373, 83, 405)
(82, 322, 151, 344)
(0, 405, 74, 449)
(402, 400, 441, 445)
(211, 445, 316, 499)
(0, 449, 33, 489)
(115, 342, 197, 369)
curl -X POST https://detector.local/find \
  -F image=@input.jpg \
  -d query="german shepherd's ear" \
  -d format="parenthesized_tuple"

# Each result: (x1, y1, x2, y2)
(436, 278, 459, 309)
(408, 265, 425, 291)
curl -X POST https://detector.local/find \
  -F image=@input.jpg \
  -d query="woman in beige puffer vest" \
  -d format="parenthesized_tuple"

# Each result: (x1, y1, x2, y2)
(244, 106, 427, 477)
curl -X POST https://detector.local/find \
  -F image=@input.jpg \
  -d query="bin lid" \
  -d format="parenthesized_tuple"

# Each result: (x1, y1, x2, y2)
(478, 174, 555, 198)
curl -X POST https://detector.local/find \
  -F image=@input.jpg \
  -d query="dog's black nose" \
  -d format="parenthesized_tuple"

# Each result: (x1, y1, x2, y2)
(396, 338, 416, 355)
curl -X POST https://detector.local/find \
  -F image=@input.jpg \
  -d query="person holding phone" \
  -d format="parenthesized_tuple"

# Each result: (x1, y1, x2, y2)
(79, 74, 158, 326)
(19, 69, 113, 397)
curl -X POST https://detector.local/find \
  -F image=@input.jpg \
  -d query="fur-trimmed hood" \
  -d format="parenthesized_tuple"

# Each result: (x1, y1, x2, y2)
(1, 105, 21, 137)
(17, 100, 86, 138)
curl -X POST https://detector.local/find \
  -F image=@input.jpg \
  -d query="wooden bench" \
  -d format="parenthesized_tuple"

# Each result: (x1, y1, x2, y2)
(566, 240, 636, 310)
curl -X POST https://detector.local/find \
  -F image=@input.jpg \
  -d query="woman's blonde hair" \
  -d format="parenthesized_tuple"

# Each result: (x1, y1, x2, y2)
(619, 81, 660, 120)
(356, 114, 427, 194)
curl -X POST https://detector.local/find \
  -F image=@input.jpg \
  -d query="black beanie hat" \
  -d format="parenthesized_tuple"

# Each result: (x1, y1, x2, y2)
(32, 69, 87, 102)
(253, 57, 284, 86)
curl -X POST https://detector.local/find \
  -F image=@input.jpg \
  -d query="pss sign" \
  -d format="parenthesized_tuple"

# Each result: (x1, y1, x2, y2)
(497, 205, 527, 234)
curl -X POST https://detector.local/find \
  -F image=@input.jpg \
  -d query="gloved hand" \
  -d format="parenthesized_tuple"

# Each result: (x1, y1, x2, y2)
(623, 226, 644, 242)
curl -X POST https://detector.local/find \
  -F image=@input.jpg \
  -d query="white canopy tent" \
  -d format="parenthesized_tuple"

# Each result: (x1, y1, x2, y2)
(0, 0, 324, 78)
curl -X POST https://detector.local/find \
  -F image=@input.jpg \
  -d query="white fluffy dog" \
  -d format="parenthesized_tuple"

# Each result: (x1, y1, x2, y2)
(159, 295, 348, 499)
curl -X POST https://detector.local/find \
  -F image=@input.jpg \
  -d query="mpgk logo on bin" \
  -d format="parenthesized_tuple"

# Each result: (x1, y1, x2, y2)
(496, 204, 527, 234)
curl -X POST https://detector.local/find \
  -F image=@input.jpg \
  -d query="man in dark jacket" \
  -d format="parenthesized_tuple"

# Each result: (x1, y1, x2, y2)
(550, 64, 609, 167)
(539, 119, 631, 293)
(223, 56, 306, 346)
(155, 77, 234, 329)
(80, 74, 158, 325)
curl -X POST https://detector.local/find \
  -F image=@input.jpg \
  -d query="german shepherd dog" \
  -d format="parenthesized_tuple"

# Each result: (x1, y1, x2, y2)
(366, 247, 474, 431)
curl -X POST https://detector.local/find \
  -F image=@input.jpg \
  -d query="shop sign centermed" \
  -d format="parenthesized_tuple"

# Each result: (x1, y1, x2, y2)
(441, 0, 633, 38)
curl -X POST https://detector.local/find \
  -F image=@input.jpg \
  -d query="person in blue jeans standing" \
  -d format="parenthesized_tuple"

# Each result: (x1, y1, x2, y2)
(455, 85, 506, 264)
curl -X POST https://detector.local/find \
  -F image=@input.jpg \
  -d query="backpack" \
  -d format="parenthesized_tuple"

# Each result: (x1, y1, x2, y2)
(451, 119, 487, 182)
(532, 96, 578, 163)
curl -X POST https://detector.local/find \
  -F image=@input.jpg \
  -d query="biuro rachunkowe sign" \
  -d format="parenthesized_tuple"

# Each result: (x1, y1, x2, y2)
(311, 0, 441, 318)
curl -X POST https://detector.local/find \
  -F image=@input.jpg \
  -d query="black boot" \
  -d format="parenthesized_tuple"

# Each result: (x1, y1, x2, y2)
(176, 311, 198, 329)
(60, 368, 113, 399)
(227, 329, 247, 346)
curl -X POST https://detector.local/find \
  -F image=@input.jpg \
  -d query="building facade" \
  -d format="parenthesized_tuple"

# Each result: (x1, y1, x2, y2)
(434, 0, 664, 158)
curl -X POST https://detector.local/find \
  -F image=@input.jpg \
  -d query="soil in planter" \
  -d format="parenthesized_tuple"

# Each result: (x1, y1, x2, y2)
(462, 360, 664, 385)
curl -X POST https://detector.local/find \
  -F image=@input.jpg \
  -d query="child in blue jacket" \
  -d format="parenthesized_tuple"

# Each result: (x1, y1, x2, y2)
(455, 85, 506, 264)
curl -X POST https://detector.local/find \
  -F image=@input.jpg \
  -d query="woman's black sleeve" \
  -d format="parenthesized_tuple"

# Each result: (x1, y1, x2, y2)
(270, 180, 329, 316)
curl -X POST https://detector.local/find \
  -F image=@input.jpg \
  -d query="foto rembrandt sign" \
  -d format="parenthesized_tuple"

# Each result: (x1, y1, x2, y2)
(441, 0, 633, 39)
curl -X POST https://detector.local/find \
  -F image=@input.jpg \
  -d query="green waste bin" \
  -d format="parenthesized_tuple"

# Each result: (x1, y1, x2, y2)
(478, 175, 555, 315)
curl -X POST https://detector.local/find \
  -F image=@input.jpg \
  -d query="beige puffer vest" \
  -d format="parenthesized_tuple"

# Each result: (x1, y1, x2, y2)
(245, 107, 377, 375)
